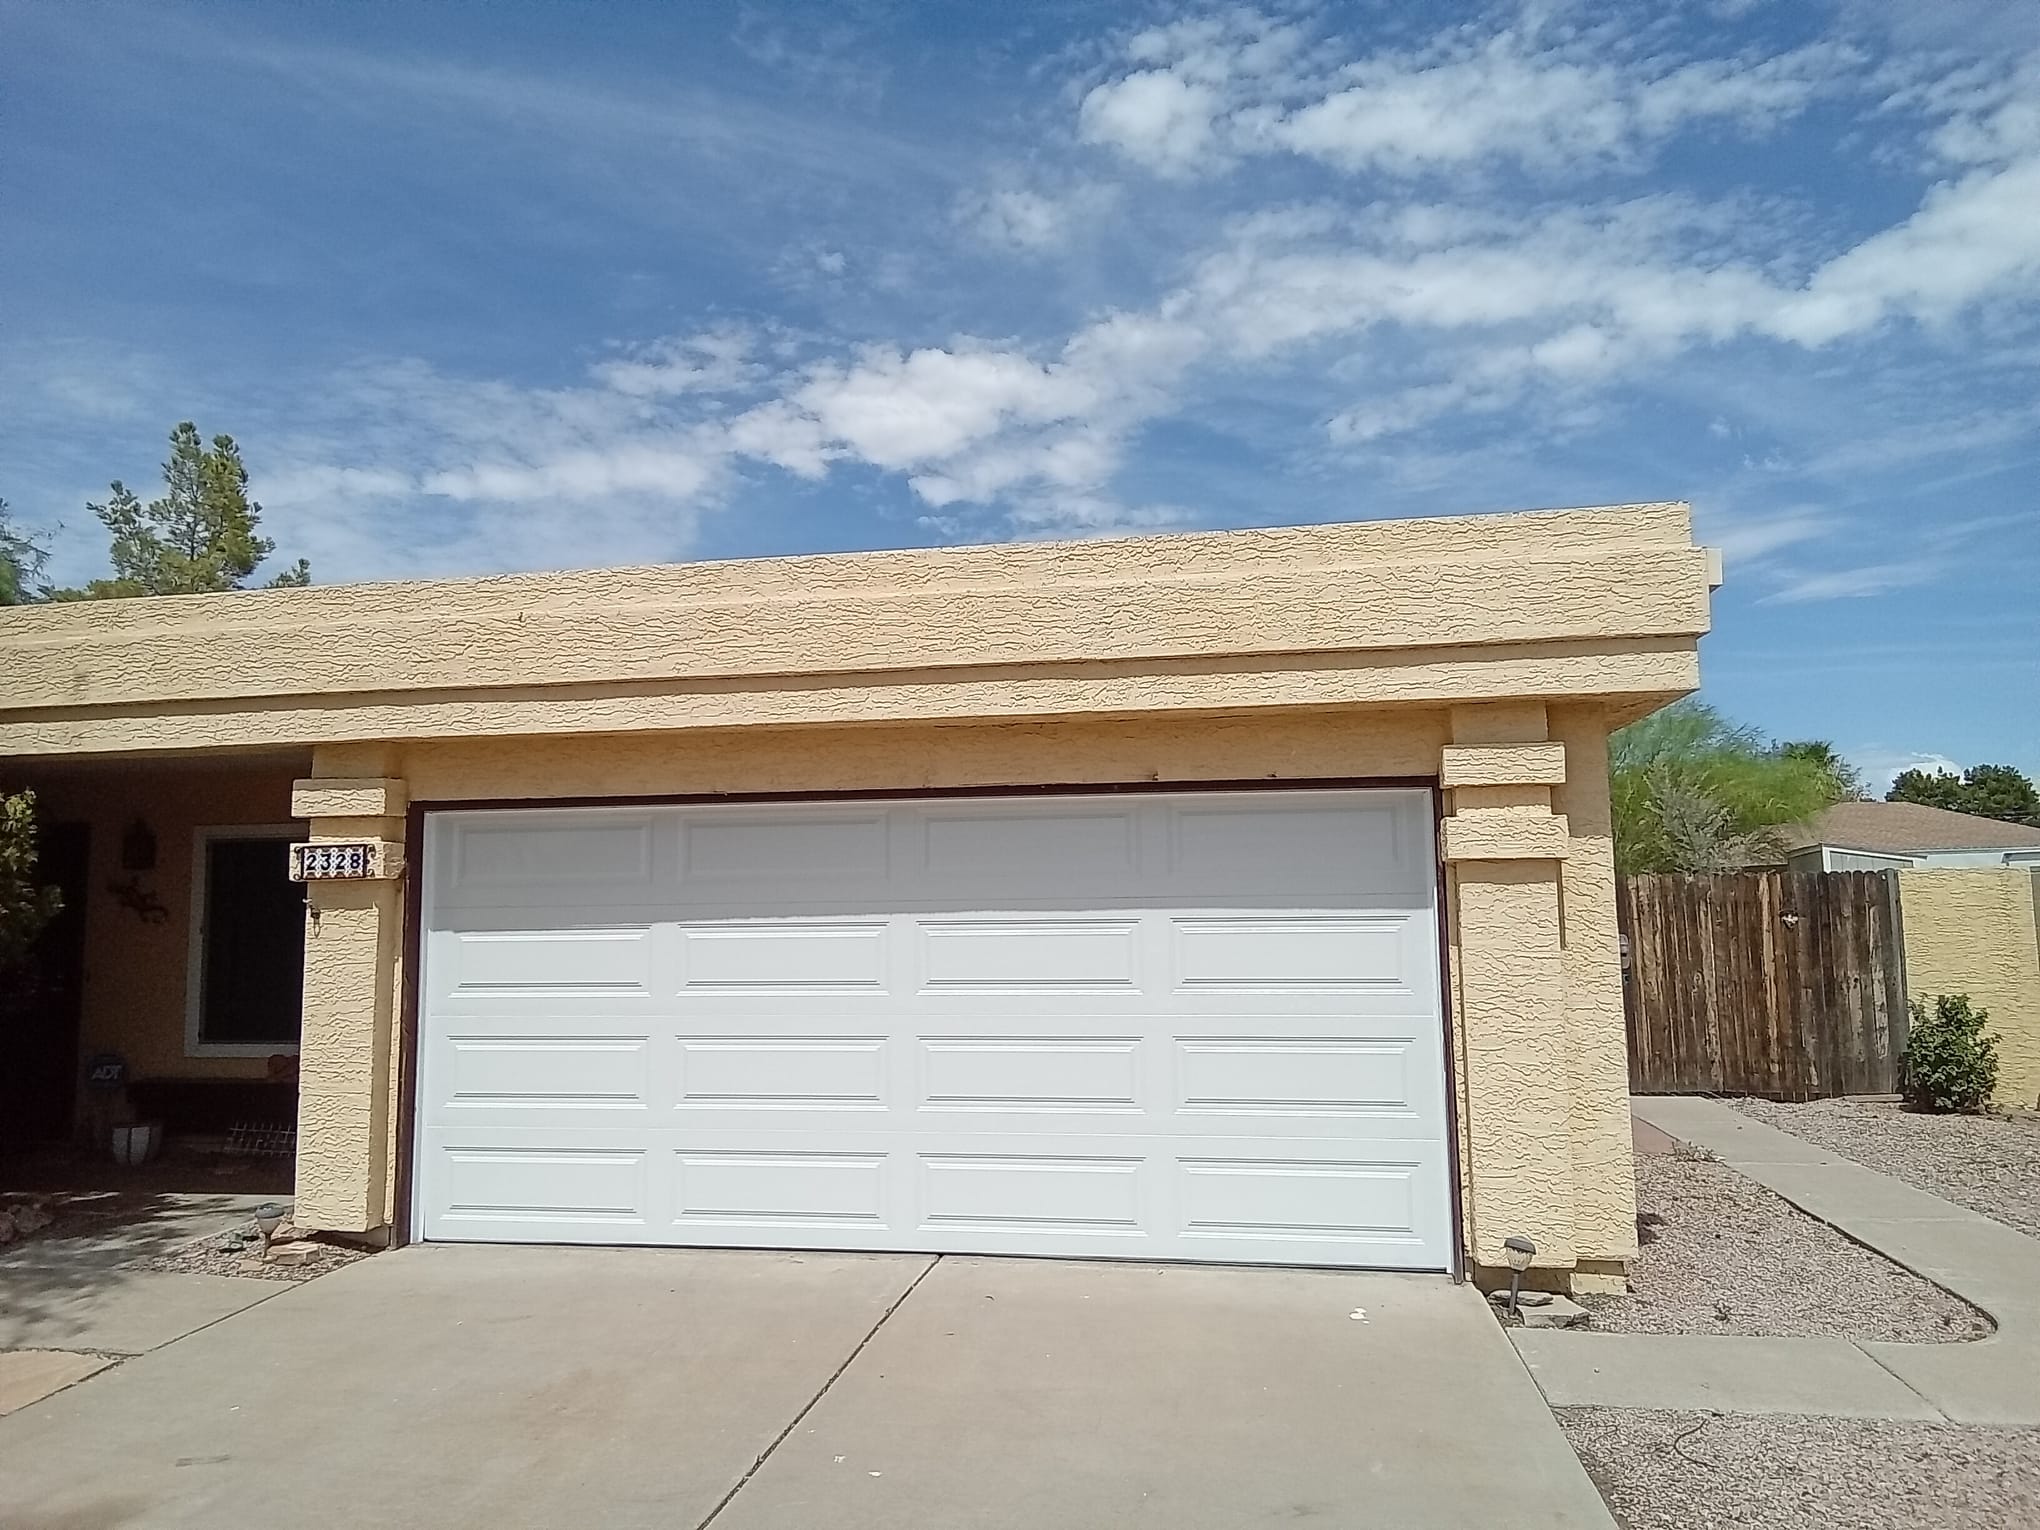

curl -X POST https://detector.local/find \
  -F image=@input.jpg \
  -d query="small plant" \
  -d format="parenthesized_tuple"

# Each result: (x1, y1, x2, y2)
(1899, 994, 2000, 1114)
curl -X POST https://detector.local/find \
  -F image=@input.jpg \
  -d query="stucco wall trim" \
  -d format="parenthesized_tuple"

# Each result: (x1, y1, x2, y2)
(1442, 812, 1572, 862)
(1440, 743, 1568, 788)
(291, 778, 408, 820)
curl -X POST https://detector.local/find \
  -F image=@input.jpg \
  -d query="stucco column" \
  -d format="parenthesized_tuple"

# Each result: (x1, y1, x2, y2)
(1441, 703, 1576, 1274)
(290, 747, 407, 1236)
(1551, 708, 1638, 1286)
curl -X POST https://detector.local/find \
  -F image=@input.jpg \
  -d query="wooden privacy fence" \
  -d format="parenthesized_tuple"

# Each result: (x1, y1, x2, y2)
(1620, 871, 1909, 1099)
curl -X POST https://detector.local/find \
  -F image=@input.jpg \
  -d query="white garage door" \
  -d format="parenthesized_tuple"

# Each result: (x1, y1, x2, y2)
(413, 789, 1453, 1270)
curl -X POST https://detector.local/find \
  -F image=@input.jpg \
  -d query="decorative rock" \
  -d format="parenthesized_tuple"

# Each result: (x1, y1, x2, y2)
(8, 1205, 52, 1235)
(1487, 1288, 1554, 1308)
(1520, 1295, 1592, 1330)
(265, 1242, 318, 1267)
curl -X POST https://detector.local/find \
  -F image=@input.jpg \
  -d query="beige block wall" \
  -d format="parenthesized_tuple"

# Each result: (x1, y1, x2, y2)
(12, 764, 303, 1084)
(1898, 869, 2040, 1109)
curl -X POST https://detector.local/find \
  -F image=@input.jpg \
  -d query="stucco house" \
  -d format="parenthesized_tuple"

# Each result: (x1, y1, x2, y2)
(0, 501, 1718, 1293)
(1781, 800, 2040, 872)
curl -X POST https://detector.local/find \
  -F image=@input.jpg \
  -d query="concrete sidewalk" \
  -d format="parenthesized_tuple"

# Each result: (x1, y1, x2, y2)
(0, 1244, 1616, 1529)
(1, 1191, 290, 1412)
(1515, 1096, 2040, 1426)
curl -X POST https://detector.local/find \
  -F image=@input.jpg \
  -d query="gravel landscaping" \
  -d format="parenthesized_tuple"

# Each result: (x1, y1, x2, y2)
(1575, 1148, 1990, 1341)
(1560, 1408, 2040, 1530)
(123, 1225, 372, 1283)
(1, 1190, 370, 1283)
(1734, 1097, 2040, 1239)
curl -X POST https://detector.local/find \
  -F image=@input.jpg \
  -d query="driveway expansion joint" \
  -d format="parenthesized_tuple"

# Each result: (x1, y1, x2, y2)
(692, 1254, 941, 1530)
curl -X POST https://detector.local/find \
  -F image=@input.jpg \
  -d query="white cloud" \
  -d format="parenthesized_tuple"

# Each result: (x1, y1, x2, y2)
(1079, 70, 1224, 178)
(1764, 156, 2040, 344)
(956, 185, 1115, 254)
(1847, 748, 1964, 793)
(589, 329, 761, 398)
(1079, 14, 1855, 180)
(1695, 506, 1837, 566)
(964, 189, 1068, 251)
(1761, 560, 1941, 603)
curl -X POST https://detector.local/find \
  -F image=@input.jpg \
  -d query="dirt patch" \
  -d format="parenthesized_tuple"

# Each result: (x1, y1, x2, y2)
(1576, 1148, 1990, 1342)
(1734, 1097, 2040, 1239)
(1561, 1408, 2040, 1530)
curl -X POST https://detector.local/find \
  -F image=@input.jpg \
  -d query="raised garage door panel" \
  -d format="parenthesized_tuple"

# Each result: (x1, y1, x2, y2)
(414, 790, 1453, 1269)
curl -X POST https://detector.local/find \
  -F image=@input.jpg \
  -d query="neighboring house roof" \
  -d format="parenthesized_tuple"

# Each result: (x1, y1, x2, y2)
(1781, 800, 2040, 855)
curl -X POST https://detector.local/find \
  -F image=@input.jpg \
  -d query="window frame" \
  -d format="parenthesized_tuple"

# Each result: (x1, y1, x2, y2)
(184, 824, 306, 1058)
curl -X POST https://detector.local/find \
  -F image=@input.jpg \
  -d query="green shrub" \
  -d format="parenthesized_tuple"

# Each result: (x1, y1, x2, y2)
(1899, 994, 2000, 1113)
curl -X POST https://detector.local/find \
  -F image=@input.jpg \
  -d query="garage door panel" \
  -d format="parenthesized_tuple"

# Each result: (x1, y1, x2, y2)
(676, 1034, 890, 1110)
(438, 1031, 653, 1111)
(445, 814, 659, 897)
(437, 926, 655, 998)
(916, 1034, 1144, 1113)
(916, 918, 1142, 991)
(418, 790, 1451, 1270)
(1173, 1034, 1422, 1118)
(432, 1143, 650, 1229)
(920, 806, 1139, 887)
(681, 813, 888, 884)
(919, 1151, 1144, 1235)
(1166, 799, 1420, 895)
(1168, 914, 1414, 991)
(675, 920, 889, 992)
(1176, 1154, 1426, 1243)
(673, 1148, 889, 1231)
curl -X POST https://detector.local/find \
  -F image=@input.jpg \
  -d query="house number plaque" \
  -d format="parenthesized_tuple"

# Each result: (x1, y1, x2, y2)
(290, 841, 399, 881)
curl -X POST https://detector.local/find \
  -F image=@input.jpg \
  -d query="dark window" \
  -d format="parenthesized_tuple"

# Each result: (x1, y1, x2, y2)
(197, 837, 305, 1048)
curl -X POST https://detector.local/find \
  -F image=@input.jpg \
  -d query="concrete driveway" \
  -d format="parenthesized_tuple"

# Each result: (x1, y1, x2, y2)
(0, 1245, 1612, 1529)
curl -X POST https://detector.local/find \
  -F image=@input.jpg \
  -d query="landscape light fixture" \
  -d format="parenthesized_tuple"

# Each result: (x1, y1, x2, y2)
(254, 1201, 287, 1255)
(1502, 1234, 1537, 1317)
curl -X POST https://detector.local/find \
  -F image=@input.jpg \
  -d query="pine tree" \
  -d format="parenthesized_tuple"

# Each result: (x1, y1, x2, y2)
(48, 422, 309, 599)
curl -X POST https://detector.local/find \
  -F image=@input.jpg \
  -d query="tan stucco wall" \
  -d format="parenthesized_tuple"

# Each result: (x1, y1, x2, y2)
(10, 764, 303, 1085)
(2, 506, 1714, 1279)
(1899, 869, 2040, 1109)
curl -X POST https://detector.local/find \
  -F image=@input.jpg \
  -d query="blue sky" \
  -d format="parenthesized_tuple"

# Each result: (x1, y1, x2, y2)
(4, 0, 2036, 782)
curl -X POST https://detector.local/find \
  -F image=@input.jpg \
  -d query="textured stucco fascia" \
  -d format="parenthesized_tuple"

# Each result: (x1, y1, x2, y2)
(1, 507, 1711, 753)
(0, 643, 1702, 760)
(0, 501, 1699, 644)
(2, 546, 1713, 712)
